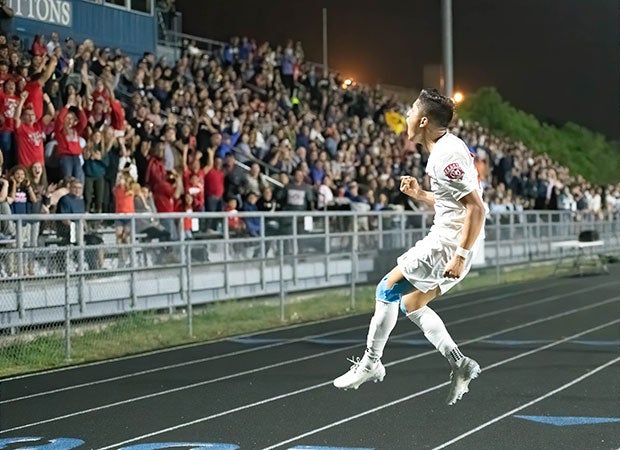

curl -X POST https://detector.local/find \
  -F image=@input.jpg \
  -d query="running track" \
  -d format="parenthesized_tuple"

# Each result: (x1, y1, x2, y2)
(1, 267, 619, 449)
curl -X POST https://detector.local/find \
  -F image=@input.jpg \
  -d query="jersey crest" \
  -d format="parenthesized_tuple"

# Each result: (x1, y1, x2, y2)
(444, 162, 464, 181)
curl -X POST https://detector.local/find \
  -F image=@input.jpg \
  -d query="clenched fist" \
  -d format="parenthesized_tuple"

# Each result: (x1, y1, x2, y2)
(400, 176, 422, 199)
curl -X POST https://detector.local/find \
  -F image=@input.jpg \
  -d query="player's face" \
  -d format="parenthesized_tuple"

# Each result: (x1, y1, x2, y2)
(406, 100, 425, 143)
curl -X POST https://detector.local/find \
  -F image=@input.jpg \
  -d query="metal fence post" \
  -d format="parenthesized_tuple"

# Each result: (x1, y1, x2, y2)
(186, 239, 193, 338)
(179, 218, 186, 315)
(223, 213, 230, 294)
(400, 210, 406, 248)
(16, 218, 24, 318)
(325, 215, 330, 282)
(64, 247, 72, 361)
(279, 239, 286, 321)
(77, 218, 85, 313)
(260, 215, 266, 291)
(378, 212, 384, 250)
(495, 213, 501, 284)
(292, 215, 298, 286)
(351, 212, 358, 310)
(130, 217, 137, 308)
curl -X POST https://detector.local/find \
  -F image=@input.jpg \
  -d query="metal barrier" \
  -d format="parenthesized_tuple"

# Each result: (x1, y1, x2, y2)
(0, 210, 618, 365)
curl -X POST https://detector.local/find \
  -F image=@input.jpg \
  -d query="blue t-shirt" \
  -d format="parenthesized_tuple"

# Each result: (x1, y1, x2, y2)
(58, 194, 85, 215)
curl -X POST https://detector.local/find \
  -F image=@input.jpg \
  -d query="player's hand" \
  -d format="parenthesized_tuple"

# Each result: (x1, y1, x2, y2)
(443, 254, 465, 279)
(400, 176, 422, 199)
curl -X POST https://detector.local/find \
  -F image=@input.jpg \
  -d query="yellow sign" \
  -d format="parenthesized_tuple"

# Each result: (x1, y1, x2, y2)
(384, 111, 406, 135)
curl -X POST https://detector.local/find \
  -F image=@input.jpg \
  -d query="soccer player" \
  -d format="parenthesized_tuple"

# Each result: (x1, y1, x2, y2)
(333, 89, 486, 405)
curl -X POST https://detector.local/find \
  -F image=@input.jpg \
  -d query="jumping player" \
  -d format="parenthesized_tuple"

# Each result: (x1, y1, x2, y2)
(333, 89, 486, 405)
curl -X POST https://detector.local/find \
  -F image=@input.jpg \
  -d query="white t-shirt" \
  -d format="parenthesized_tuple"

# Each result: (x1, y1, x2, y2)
(425, 132, 485, 241)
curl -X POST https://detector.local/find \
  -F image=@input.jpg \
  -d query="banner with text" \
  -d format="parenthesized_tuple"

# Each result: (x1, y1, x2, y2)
(8, 0, 72, 27)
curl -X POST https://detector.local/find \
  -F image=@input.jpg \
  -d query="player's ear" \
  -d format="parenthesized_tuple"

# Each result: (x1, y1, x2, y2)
(419, 116, 428, 128)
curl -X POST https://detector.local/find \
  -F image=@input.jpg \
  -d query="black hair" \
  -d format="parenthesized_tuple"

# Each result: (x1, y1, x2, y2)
(416, 88, 454, 128)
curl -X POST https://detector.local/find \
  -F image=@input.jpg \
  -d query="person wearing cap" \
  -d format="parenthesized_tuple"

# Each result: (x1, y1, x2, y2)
(59, 37, 73, 59)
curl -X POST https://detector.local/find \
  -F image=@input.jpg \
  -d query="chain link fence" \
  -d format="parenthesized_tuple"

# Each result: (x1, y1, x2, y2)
(0, 210, 618, 376)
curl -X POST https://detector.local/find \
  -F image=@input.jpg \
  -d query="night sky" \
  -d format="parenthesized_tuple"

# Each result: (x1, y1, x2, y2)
(176, 0, 619, 140)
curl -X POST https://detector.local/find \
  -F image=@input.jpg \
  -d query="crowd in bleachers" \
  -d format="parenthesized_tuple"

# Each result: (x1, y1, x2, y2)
(0, 27, 618, 250)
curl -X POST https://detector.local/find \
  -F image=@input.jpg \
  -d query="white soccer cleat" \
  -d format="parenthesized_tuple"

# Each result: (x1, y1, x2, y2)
(333, 356, 386, 390)
(446, 357, 481, 406)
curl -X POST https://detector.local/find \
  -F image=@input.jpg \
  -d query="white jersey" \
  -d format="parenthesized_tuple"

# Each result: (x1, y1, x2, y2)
(425, 132, 485, 242)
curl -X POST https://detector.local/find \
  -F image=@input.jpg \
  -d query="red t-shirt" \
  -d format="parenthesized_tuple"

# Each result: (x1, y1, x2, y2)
(0, 92, 19, 131)
(16, 121, 46, 167)
(184, 167, 205, 209)
(92, 89, 110, 105)
(146, 158, 176, 213)
(55, 106, 88, 157)
(204, 168, 224, 198)
(24, 81, 44, 120)
(113, 186, 135, 214)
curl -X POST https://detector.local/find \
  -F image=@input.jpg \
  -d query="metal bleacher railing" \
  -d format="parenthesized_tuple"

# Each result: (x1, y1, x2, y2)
(0, 209, 617, 364)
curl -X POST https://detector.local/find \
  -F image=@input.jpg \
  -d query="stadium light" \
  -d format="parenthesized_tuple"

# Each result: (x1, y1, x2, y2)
(453, 92, 464, 103)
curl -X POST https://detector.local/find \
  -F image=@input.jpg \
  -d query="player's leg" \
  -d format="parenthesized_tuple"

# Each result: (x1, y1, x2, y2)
(401, 289, 481, 405)
(333, 266, 413, 390)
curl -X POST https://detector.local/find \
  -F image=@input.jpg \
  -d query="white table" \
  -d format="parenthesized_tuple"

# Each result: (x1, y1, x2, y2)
(551, 240, 609, 275)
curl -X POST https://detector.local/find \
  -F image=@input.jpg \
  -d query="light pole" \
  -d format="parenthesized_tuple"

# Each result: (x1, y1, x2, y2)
(322, 7, 328, 78)
(441, 0, 454, 98)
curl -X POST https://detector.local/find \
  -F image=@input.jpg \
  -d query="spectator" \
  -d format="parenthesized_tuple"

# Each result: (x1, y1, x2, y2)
(242, 191, 260, 231)
(0, 0, 14, 35)
(0, 77, 18, 170)
(317, 175, 334, 209)
(241, 162, 266, 196)
(47, 32, 60, 56)
(56, 178, 104, 270)
(283, 168, 313, 211)
(183, 150, 205, 208)
(112, 172, 135, 267)
(55, 95, 87, 182)
(134, 185, 170, 242)
(224, 197, 244, 235)
(145, 142, 181, 239)
(203, 147, 224, 224)
(82, 131, 108, 214)
(0, 154, 12, 239)
(8, 167, 37, 261)
(14, 90, 54, 169)
(281, 42, 295, 93)
(257, 186, 278, 212)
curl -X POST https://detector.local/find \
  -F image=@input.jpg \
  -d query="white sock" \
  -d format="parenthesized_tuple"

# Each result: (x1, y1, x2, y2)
(406, 305, 463, 366)
(364, 300, 399, 364)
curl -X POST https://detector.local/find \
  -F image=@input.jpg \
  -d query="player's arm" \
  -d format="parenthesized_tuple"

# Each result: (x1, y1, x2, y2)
(457, 190, 485, 251)
(400, 176, 435, 206)
(443, 190, 485, 279)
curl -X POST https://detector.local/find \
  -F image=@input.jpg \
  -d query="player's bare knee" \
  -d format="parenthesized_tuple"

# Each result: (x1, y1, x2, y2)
(400, 288, 439, 314)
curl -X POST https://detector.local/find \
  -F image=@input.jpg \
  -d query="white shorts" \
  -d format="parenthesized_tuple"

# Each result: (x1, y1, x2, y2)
(396, 231, 481, 295)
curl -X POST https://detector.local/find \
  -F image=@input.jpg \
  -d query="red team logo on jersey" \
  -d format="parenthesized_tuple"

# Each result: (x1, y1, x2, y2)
(444, 162, 465, 181)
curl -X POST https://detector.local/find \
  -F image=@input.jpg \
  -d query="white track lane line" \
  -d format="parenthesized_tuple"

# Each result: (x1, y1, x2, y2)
(2, 291, 616, 435)
(261, 318, 620, 450)
(3, 278, 538, 382)
(88, 299, 618, 449)
(432, 356, 620, 449)
(1, 281, 564, 404)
